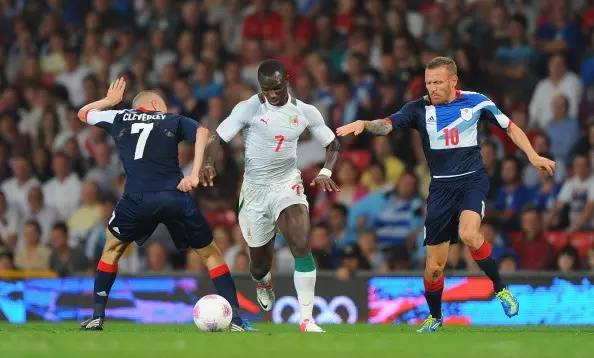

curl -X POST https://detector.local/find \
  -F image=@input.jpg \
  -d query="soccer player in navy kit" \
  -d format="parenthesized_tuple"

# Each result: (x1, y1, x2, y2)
(77, 78, 254, 331)
(337, 57, 555, 332)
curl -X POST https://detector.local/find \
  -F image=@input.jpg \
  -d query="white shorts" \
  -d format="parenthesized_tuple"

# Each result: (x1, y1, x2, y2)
(237, 172, 309, 248)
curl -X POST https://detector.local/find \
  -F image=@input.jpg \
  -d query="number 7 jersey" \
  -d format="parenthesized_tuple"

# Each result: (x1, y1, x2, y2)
(390, 90, 511, 178)
(217, 94, 335, 184)
(87, 108, 199, 193)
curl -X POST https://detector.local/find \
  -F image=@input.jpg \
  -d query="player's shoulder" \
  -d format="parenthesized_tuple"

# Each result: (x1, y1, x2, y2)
(294, 97, 324, 122)
(399, 96, 427, 112)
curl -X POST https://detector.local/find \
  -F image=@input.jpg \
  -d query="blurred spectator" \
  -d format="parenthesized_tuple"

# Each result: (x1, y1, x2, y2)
(14, 220, 51, 271)
(479, 219, 509, 263)
(531, 157, 562, 213)
(347, 172, 423, 248)
(495, 156, 533, 229)
(360, 136, 405, 190)
(192, 60, 223, 102)
(357, 230, 385, 271)
(546, 154, 594, 231)
(67, 180, 102, 242)
(233, 250, 250, 273)
(56, 46, 92, 107)
(512, 207, 552, 270)
(446, 244, 467, 270)
(522, 132, 567, 187)
(309, 224, 337, 270)
(528, 54, 582, 129)
(534, 1, 583, 66)
(498, 254, 519, 273)
(481, 140, 502, 201)
(545, 94, 580, 164)
(555, 245, 580, 273)
(0, 191, 19, 249)
(84, 142, 121, 197)
(328, 203, 348, 248)
(0, 246, 15, 270)
(588, 248, 594, 272)
(145, 242, 171, 272)
(42, 151, 81, 220)
(24, 186, 58, 245)
(1, 156, 40, 214)
(332, 159, 367, 207)
(49, 222, 89, 276)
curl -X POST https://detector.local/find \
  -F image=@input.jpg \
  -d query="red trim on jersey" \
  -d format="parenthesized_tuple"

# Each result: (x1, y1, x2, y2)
(209, 264, 230, 279)
(424, 275, 444, 292)
(97, 260, 118, 273)
(136, 107, 152, 112)
(470, 240, 492, 261)
(455, 89, 461, 97)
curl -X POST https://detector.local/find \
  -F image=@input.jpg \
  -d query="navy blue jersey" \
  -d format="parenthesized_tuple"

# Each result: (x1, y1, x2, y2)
(87, 109, 198, 192)
(389, 91, 511, 178)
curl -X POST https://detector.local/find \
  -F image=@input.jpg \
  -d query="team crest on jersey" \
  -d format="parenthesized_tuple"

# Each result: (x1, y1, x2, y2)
(289, 115, 299, 126)
(460, 108, 473, 121)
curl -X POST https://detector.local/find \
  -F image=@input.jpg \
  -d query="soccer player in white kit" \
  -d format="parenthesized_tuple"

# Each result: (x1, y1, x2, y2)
(201, 60, 340, 333)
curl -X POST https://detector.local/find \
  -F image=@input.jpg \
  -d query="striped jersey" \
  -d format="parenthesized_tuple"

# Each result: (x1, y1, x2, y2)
(389, 91, 510, 178)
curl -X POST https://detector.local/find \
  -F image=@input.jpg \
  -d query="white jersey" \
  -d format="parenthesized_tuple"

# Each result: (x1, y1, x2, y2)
(217, 94, 335, 184)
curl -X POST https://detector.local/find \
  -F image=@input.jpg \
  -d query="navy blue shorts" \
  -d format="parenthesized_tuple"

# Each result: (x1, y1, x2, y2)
(108, 191, 213, 250)
(424, 170, 488, 246)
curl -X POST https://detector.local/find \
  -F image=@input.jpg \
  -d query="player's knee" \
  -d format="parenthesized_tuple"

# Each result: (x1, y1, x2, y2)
(426, 261, 445, 278)
(195, 242, 222, 261)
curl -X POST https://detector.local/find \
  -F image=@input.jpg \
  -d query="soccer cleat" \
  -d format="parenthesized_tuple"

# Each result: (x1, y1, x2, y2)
(299, 319, 325, 333)
(496, 288, 519, 317)
(80, 317, 104, 331)
(255, 281, 275, 312)
(230, 318, 258, 332)
(416, 315, 443, 333)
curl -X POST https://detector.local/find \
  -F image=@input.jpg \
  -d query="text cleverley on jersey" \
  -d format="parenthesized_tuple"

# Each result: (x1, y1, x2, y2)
(122, 112, 166, 121)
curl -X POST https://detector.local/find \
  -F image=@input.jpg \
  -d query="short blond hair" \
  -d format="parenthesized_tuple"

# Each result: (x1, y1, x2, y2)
(132, 90, 163, 108)
(426, 56, 457, 75)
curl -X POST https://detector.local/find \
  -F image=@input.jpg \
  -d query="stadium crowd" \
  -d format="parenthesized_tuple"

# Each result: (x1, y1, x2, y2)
(0, 0, 593, 277)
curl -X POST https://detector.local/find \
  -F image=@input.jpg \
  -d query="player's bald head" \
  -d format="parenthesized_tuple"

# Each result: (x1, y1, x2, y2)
(132, 90, 167, 112)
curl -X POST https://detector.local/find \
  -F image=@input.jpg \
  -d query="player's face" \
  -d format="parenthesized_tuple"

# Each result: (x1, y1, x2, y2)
(259, 73, 289, 106)
(425, 67, 457, 104)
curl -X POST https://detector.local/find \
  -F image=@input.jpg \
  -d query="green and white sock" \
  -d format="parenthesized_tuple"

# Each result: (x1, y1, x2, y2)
(293, 254, 317, 322)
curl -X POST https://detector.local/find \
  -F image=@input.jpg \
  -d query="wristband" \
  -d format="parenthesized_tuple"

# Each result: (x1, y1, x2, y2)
(319, 168, 332, 178)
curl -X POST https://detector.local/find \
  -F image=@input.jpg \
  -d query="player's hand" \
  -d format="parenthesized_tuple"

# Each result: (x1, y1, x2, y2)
(177, 176, 199, 192)
(336, 120, 365, 136)
(199, 165, 216, 187)
(310, 175, 341, 192)
(105, 77, 126, 106)
(529, 155, 556, 176)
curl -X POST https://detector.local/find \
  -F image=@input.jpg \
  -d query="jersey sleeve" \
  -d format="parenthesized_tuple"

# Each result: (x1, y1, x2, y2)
(177, 115, 200, 142)
(476, 93, 511, 129)
(388, 101, 417, 129)
(87, 110, 124, 131)
(216, 95, 260, 142)
(301, 102, 335, 147)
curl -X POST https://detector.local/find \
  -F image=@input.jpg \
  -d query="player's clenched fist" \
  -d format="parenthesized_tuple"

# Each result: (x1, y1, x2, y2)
(336, 120, 365, 136)
(176, 176, 199, 192)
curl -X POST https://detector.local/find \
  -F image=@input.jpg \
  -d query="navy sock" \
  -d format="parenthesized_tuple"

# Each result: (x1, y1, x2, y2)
(209, 264, 241, 321)
(471, 241, 505, 293)
(424, 276, 444, 320)
(93, 261, 118, 319)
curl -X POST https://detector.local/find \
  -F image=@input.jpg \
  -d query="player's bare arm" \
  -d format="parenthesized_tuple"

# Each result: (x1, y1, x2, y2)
(310, 138, 341, 192)
(177, 126, 210, 192)
(199, 132, 222, 187)
(78, 77, 126, 122)
(336, 118, 393, 137)
(506, 121, 556, 175)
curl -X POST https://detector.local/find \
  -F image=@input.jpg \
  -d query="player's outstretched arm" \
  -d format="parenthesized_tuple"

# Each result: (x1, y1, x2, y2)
(336, 118, 393, 137)
(506, 121, 556, 175)
(78, 77, 126, 123)
(177, 126, 210, 192)
(310, 138, 341, 192)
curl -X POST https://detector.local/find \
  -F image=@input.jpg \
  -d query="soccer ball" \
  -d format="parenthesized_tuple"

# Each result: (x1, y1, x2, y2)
(193, 294, 233, 332)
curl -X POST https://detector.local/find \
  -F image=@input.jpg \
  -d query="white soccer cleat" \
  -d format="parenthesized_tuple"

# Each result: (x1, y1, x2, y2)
(255, 280, 275, 312)
(299, 319, 325, 333)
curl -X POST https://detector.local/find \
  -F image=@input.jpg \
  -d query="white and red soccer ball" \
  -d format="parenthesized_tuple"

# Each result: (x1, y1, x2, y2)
(193, 294, 233, 332)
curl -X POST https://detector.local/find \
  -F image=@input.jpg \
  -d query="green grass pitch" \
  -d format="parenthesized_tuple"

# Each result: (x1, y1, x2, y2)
(1, 322, 593, 358)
